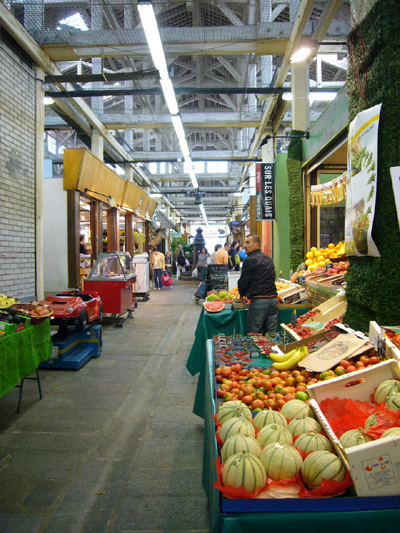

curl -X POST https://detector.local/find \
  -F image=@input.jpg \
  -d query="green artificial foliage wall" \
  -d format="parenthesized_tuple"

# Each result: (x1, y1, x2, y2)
(287, 131, 305, 271)
(345, 0, 400, 331)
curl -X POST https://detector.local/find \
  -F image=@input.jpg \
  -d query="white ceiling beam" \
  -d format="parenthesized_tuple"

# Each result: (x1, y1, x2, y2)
(216, 3, 244, 26)
(214, 56, 242, 82)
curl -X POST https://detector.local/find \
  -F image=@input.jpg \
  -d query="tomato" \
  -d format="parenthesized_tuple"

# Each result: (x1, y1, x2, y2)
(279, 372, 289, 380)
(292, 370, 301, 377)
(368, 356, 380, 365)
(221, 366, 232, 378)
(264, 399, 276, 409)
(264, 380, 273, 391)
(263, 368, 272, 375)
(339, 359, 350, 369)
(231, 364, 242, 373)
(215, 367, 223, 375)
(274, 385, 283, 394)
(334, 366, 345, 376)
(217, 388, 225, 398)
(295, 375, 307, 384)
(295, 385, 306, 392)
(243, 385, 254, 396)
(242, 395, 253, 405)
(254, 379, 263, 389)
(392, 333, 400, 347)
(359, 355, 370, 365)
(285, 377, 296, 386)
(254, 391, 265, 401)
(276, 399, 286, 409)
(270, 378, 280, 387)
(216, 375, 223, 383)
(285, 393, 296, 401)
(280, 387, 291, 396)
(221, 383, 231, 391)
(270, 370, 280, 378)
(295, 391, 309, 402)
(251, 399, 264, 410)
(230, 388, 240, 395)
(223, 392, 233, 401)
(267, 392, 276, 400)
(345, 365, 356, 373)
(275, 393, 284, 401)
(355, 361, 365, 369)
(239, 369, 249, 376)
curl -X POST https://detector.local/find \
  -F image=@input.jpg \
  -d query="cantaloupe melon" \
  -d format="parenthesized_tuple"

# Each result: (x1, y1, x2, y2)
(295, 431, 333, 453)
(217, 401, 252, 425)
(256, 423, 293, 447)
(385, 392, 400, 411)
(222, 451, 266, 492)
(280, 399, 314, 420)
(339, 428, 373, 449)
(260, 443, 302, 481)
(219, 416, 255, 443)
(380, 427, 400, 439)
(288, 416, 322, 437)
(374, 379, 400, 404)
(253, 408, 288, 431)
(221, 434, 261, 463)
(301, 451, 345, 490)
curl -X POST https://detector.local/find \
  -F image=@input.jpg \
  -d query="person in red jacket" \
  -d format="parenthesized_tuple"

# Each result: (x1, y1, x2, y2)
(238, 234, 278, 333)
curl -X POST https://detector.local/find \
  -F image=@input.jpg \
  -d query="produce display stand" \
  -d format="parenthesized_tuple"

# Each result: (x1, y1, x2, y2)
(201, 340, 400, 533)
(0, 320, 52, 411)
(186, 306, 310, 419)
(84, 252, 136, 327)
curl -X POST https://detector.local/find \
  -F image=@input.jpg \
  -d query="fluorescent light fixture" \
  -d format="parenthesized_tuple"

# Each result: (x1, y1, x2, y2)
(282, 92, 337, 102)
(137, 2, 167, 72)
(200, 204, 208, 225)
(291, 45, 312, 63)
(179, 139, 190, 158)
(310, 92, 337, 102)
(43, 96, 54, 105)
(171, 114, 186, 142)
(160, 78, 179, 115)
(184, 156, 192, 167)
(189, 170, 198, 189)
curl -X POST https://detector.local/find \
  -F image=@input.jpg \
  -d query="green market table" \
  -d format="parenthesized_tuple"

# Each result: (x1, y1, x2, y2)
(186, 306, 309, 418)
(0, 320, 52, 406)
(201, 340, 400, 533)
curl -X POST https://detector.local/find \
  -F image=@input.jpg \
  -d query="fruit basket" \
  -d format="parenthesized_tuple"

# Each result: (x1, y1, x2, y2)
(11, 302, 53, 324)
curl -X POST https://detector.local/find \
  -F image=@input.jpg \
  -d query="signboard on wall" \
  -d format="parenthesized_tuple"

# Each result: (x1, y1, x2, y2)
(302, 87, 349, 165)
(255, 163, 275, 221)
(345, 103, 381, 257)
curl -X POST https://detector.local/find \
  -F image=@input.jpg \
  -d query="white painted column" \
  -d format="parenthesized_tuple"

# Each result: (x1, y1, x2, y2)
(91, 130, 104, 160)
(35, 67, 45, 300)
(291, 59, 310, 132)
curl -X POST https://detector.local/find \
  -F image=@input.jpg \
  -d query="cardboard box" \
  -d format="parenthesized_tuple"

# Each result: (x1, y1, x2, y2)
(308, 359, 400, 496)
(369, 321, 400, 364)
(306, 294, 346, 319)
(278, 327, 338, 353)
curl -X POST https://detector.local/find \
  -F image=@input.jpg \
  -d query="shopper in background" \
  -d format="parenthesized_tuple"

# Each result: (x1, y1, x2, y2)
(152, 248, 165, 290)
(175, 245, 186, 281)
(238, 234, 278, 334)
(239, 245, 247, 261)
(164, 250, 172, 271)
(228, 240, 240, 271)
(215, 242, 230, 265)
(209, 244, 222, 264)
(195, 247, 209, 282)
(80, 235, 86, 255)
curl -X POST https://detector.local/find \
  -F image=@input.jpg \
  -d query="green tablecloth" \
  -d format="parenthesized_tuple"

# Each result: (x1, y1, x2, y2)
(0, 320, 52, 398)
(202, 340, 400, 533)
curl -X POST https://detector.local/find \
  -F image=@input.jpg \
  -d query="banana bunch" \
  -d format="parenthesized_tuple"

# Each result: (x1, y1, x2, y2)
(270, 345, 308, 370)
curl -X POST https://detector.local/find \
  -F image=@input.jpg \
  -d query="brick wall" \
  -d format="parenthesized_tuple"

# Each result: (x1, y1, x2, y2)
(0, 36, 36, 300)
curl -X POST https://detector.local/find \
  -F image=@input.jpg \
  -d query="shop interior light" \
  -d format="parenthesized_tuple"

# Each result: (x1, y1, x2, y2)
(200, 203, 208, 226)
(171, 114, 186, 142)
(189, 169, 198, 189)
(282, 92, 337, 102)
(179, 139, 190, 158)
(291, 45, 312, 63)
(233, 192, 242, 197)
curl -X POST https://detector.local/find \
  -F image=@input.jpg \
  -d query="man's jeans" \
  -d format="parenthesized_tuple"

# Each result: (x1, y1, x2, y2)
(246, 298, 278, 334)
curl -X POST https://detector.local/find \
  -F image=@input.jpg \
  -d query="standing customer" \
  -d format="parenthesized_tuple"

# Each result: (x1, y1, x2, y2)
(215, 242, 230, 265)
(152, 248, 165, 290)
(238, 234, 278, 334)
(195, 247, 209, 282)
(209, 244, 222, 264)
(228, 240, 240, 271)
(175, 245, 186, 281)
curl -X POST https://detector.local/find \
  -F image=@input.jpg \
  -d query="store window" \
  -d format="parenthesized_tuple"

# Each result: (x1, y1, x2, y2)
(319, 173, 345, 247)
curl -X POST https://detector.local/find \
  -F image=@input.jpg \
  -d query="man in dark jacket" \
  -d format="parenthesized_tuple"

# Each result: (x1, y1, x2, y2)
(237, 234, 278, 333)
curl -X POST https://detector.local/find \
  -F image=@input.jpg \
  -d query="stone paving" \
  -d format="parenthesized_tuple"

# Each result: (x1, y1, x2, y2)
(0, 284, 209, 533)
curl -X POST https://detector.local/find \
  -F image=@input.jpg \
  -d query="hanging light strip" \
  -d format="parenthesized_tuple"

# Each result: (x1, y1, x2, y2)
(138, 0, 202, 221)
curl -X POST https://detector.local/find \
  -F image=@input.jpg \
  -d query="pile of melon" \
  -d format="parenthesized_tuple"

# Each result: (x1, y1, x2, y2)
(218, 399, 346, 494)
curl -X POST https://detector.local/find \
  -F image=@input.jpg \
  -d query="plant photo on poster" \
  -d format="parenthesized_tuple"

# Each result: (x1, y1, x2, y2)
(345, 104, 382, 257)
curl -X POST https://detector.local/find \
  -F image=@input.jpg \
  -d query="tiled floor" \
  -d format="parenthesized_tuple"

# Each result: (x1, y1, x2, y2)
(0, 284, 208, 533)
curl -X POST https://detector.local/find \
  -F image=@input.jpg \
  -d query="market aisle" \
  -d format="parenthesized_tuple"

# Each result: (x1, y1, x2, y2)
(0, 284, 209, 533)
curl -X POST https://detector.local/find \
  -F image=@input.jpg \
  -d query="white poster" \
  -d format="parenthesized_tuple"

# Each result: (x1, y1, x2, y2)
(345, 104, 382, 257)
(390, 166, 400, 232)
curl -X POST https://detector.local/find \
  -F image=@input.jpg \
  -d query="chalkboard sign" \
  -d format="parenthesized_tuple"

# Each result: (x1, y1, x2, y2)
(207, 265, 229, 290)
